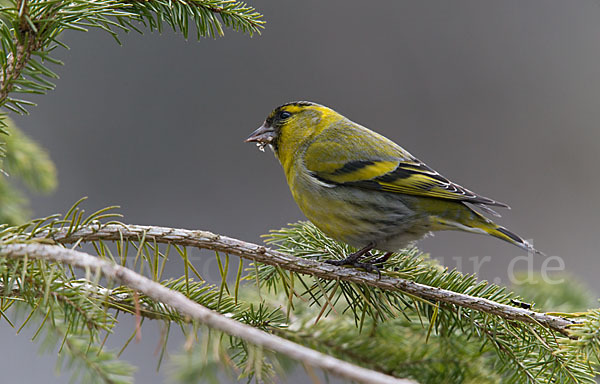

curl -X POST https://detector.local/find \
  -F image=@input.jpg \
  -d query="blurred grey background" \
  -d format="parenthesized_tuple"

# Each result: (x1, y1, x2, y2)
(3, 0, 600, 382)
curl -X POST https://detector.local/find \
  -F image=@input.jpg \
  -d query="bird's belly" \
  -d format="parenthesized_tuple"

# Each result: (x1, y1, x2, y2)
(290, 178, 430, 251)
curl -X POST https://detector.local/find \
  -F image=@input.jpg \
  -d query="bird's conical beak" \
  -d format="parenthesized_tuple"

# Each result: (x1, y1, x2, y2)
(245, 123, 276, 144)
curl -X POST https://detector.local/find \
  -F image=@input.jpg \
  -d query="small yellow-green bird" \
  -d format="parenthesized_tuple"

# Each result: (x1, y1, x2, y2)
(246, 101, 541, 270)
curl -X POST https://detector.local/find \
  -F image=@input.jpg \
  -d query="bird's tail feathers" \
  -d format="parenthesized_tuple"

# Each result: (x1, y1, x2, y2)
(433, 216, 544, 256)
(485, 225, 544, 256)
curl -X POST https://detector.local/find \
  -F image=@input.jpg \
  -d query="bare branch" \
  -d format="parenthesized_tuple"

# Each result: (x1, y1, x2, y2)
(47, 224, 580, 336)
(0, 243, 415, 384)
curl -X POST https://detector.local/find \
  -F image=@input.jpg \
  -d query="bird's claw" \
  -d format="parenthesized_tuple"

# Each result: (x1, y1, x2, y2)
(371, 252, 393, 266)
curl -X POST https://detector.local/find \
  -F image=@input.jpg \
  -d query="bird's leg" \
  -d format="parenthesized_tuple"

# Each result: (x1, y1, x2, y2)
(325, 242, 376, 267)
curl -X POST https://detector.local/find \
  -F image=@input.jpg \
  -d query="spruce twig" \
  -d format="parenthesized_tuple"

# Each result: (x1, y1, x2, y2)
(45, 223, 579, 336)
(0, 242, 415, 384)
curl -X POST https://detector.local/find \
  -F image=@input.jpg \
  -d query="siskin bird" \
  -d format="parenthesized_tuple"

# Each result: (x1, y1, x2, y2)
(246, 101, 541, 270)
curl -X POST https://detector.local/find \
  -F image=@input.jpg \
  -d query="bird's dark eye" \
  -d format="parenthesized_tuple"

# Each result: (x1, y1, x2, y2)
(279, 111, 292, 119)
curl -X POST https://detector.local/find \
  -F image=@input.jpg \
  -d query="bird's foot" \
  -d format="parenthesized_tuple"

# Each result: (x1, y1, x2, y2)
(325, 257, 382, 277)
(325, 248, 391, 278)
(324, 258, 354, 266)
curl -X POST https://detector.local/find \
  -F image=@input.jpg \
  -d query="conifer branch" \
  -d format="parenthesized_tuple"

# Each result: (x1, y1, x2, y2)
(0, 0, 264, 120)
(45, 224, 579, 336)
(0, 0, 43, 106)
(0, 279, 172, 321)
(0, 243, 415, 384)
(126, 0, 265, 33)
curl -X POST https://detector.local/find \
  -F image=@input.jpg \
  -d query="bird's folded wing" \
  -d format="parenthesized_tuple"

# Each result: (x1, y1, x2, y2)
(305, 141, 508, 208)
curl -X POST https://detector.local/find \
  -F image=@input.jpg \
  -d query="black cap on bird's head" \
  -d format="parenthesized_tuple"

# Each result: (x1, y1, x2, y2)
(245, 101, 318, 152)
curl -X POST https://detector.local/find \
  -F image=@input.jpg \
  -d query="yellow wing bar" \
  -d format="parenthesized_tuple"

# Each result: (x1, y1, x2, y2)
(313, 159, 509, 208)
